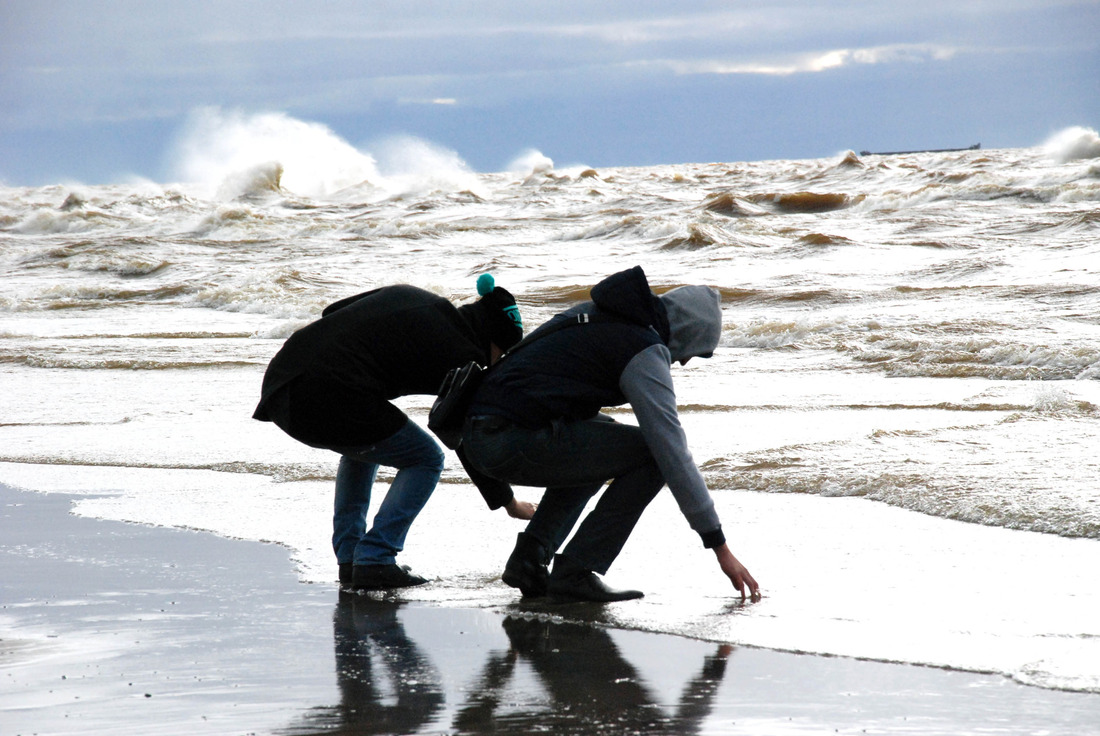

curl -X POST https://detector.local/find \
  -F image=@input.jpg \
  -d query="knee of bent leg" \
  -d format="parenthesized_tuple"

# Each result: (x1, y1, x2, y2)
(423, 443, 446, 477)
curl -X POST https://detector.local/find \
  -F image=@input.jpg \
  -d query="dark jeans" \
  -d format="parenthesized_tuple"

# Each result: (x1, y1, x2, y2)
(329, 420, 445, 567)
(462, 415, 665, 574)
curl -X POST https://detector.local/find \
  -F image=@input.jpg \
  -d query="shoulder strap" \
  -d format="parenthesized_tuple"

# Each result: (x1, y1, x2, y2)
(501, 312, 616, 359)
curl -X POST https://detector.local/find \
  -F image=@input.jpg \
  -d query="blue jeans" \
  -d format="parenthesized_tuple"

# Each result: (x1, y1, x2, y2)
(462, 415, 665, 575)
(330, 420, 445, 567)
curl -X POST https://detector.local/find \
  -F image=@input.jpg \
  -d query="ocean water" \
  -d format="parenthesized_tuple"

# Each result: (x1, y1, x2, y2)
(3, 118, 1100, 698)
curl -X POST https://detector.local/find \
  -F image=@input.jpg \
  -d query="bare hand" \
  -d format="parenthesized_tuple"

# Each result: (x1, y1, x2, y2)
(714, 543, 761, 602)
(505, 498, 538, 520)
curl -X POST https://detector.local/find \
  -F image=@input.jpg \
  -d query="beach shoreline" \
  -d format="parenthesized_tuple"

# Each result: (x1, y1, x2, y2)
(4, 481, 1100, 736)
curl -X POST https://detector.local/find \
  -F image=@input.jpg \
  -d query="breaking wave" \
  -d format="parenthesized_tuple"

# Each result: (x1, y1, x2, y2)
(167, 108, 380, 199)
(1044, 126, 1100, 163)
(165, 107, 487, 202)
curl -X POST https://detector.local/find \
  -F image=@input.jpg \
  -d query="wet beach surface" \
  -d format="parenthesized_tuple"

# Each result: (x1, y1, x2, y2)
(4, 483, 1100, 736)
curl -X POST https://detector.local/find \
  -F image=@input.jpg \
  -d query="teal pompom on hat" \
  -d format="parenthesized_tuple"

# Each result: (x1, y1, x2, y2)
(474, 273, 523, 350)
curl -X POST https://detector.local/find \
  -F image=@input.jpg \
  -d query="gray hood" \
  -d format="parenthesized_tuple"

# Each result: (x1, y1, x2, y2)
(660, 286, 722, 364)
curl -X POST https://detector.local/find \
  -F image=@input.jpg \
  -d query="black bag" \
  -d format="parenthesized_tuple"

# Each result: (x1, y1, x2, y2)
(427, 360, 484, 449)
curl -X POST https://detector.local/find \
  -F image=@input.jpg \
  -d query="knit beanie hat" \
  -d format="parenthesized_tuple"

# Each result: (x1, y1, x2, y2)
(468, 273, 524, 350)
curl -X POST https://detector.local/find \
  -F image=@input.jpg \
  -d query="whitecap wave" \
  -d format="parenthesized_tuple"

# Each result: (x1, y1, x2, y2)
(372, 135, 482, 198)
(216, 161, 285, 200)
(1043, 126, 1100, 163)
(508, 149, 555, 179)
(167, 107, 380, 199)
(166, 107, 494, 202)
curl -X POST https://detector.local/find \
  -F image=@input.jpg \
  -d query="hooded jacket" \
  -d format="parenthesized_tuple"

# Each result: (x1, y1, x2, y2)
(469, 266, 726, 547)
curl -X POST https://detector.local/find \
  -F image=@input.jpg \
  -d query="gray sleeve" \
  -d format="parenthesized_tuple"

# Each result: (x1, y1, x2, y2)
(620, 344, 725, 546)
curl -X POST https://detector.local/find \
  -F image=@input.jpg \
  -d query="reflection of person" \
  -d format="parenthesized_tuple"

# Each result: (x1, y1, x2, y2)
(455, 616, 731, 734)
(462, 266, 760, 602)
(253, 275, 535, 591)
(285, 596, 445, 735)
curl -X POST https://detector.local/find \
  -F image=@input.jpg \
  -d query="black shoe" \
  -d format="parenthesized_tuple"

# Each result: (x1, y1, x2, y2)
(338, 562, 353, 587)
(547, 554, 644, 603)
(351, 563, 429, 591)
(501, 532, 551, 597)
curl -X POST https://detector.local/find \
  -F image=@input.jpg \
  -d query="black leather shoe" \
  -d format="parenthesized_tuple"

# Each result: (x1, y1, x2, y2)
(338, 562, 353, 587)
(547, 554, 644, 603)
(351, 563, 429, 590)
(501, 532, 551, 597)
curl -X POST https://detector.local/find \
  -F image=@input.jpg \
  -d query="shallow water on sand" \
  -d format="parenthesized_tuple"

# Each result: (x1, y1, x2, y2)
(5, 485, 1100, 736)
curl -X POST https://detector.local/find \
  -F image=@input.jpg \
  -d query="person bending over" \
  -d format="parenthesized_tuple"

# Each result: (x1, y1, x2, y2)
(461, 266, 760, 603)
(253, 274, 534, 590)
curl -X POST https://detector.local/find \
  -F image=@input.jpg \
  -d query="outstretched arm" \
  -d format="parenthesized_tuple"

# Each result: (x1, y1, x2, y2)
(620, 345, 723, 542)
(621, 345, 762, 601)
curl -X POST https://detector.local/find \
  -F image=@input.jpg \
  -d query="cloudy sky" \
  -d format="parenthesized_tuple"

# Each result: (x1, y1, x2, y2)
(2, 1, 1097, 185)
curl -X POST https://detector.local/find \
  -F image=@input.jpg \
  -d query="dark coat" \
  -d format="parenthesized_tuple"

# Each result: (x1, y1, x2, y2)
(254, 285, 488, 447)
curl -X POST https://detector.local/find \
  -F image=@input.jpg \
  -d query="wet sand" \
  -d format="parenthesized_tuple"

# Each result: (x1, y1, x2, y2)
(3, 482, 1099, 736)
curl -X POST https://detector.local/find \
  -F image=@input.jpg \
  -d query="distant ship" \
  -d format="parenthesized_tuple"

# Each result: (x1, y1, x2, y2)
(859, 143, 981, 156)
